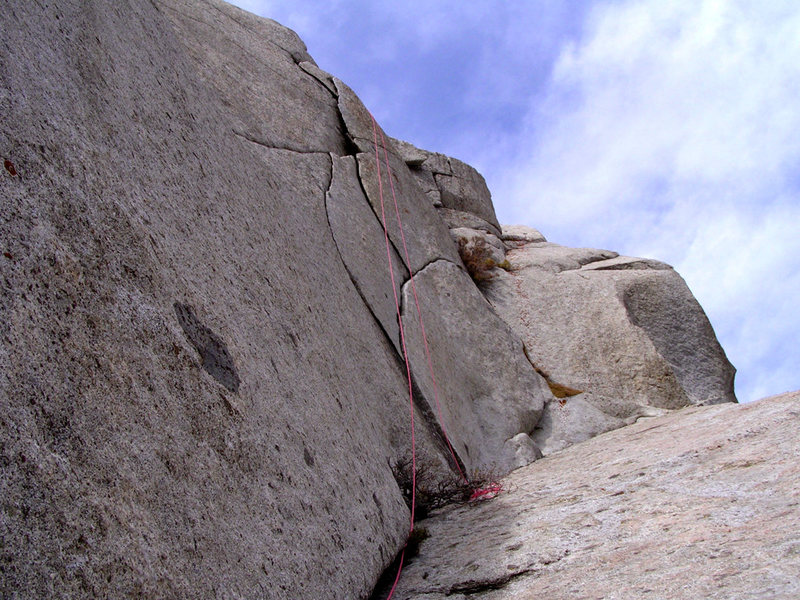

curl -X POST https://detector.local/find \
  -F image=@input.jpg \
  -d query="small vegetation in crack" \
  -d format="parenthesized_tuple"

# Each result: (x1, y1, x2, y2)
(457, 237, 501, 283)
(391, 457, 501, 520)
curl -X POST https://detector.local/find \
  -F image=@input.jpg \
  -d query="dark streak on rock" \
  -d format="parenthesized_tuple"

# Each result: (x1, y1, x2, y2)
(173, 302, 240, 393)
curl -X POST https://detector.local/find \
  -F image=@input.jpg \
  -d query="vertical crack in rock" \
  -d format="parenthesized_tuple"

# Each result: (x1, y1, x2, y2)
(330, 77, 408, 265)
(322, 153, 464, 476)
(323, 153, 399, 347)
(173, 302, 240, 393)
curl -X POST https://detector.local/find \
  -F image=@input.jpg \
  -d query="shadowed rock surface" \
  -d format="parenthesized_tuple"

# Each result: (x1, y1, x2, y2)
(392, 392, 800, 599)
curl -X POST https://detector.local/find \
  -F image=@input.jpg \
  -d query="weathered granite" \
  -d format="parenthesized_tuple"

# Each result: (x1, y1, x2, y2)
(500, 224, 547, 245)
(392, 391, 800, 599)
(162, 0, 347, 154)
(437, 207, 503, 240)
(531, 392, 628, 455)
(391, 139, 500, 231)
(401, 261, 550, 474)
(331, 79, 548, 479)
(326, 154, 408, 353)
(449, 227, 507, 268)
(0, 1, 443, 597)
(1, 0, 748, 597)
(484, 236, 736, 452)
(501, 242, 619, 273)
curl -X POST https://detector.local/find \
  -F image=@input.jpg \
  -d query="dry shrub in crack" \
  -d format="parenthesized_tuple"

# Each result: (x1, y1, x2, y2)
(391, 457, 501, 520)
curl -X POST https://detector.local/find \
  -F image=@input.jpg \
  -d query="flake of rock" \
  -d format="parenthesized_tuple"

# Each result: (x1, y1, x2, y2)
(298, 61, 337, 95)
(356, 151, 461, 274)
(433, 156, 499, 231)
(401, 260, 550, 474)
(164, 0, 346, 154)
(439, 208, 503, 240)
(581, 255, 673, 271)
(450, 227, 506, 267)
(390, 136, 430, 166)
(500, 224, 547, 244)
(483, 248, 736, 450)
(507, 242, 619, 273)
(325, 154, 408, 353)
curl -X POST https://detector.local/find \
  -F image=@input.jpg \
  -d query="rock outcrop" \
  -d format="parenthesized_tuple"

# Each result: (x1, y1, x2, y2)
(390, 391, 800, 599)
(484, 227, 737, 454)
(388, 132, 737, 457)
(330, 77, 550, 475)
(1, 1, 748, 599)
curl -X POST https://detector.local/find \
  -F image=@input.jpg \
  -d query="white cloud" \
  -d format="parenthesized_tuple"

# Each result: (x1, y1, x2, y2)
(677, 201, 800, 402)
(496, 0, 800, 401)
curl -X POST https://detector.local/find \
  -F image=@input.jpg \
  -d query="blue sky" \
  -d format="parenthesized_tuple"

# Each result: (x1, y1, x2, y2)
(229, 0, 800, 403)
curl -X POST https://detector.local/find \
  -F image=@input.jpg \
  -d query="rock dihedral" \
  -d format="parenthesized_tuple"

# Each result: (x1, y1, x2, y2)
(0, 1, 735, 599)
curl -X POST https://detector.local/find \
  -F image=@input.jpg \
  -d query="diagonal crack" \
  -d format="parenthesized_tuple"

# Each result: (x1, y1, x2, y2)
(298, 62, 338, 97)
(445, 567, 537, 596)
(322, 154, 465, 485)
(420, 550, 570, 597)
(232, 129, 330, 155)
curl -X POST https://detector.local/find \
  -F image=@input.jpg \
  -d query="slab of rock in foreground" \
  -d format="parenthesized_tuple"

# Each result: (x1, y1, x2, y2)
(393, 391, 800, 599)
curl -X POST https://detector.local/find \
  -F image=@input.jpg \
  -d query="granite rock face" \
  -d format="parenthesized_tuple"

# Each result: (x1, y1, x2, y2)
(0, 1, 422, 597)
(401, 261, 548, 474)
(329, 78, 551, 477)
(391, 392, 800, 600)
(0, 1, 546, 597)
(2, 1, 744, 598)
(392, 137, 500, 231)
(483, 229, 737, 455)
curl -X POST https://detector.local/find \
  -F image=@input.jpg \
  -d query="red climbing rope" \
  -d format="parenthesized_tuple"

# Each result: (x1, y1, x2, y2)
(375, 126, 468, 486)
(468, 482, 503, 502)
(370, 113, 416, 600)
(369, 114, 503, 599)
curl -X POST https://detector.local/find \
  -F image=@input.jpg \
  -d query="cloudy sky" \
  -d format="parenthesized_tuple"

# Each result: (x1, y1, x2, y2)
(230, 0, 799, 403)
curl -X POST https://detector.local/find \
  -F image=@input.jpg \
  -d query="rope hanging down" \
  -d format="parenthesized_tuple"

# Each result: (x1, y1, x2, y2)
(369, 113, 415, 599)
(368, 114, 502, 599)
(371, 117, 466, 485)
